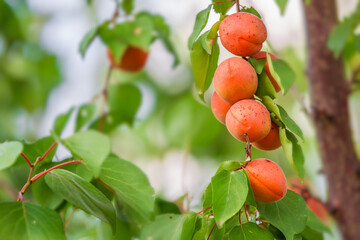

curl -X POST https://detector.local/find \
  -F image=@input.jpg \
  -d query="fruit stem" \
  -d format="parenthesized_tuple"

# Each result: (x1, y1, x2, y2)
(197, 206, 211, 215)
(244, 133, 252, 162)
(235, 0, 241, 12)
(207, 223, 216, 240)
(212, 0, 235, 4)
(40, 141, 58, 161)
(20, 153, 33, 167)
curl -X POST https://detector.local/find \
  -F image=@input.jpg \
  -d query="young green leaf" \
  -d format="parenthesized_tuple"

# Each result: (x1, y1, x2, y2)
(212, 0, 234, 15)
(301, 226, 324, 240)
(188, 5, 212, 49)
(53, 107, 74, 136)
(277, 104, 304, 140)
(0, 141, 23, 171)
(140, 212, 197, 240)
(327, 20, 353, 58)
(0, 202, 65, 240)
(190, 38, 219, 100)
(267, 56, 295, 95)
(62, 130, 111, 177)
(45, 169, 116, 231)
(229, 222, 274, 240)
(255, 71, 277, 100)
(75, 103, 96, 131)
(79, 25, 100, 57)
(275, 0, 289, 15)
(152, 15, 180, 67)
(202, 183, 213, 215)
(211, 170, 248, 228)
(280, 128, 305, 179)
(215, 160, 242, 174)
(249, 57, 266, 74)
(122, 0, 134, 14)
(99, 155, 155, 228)
(257, 190, 308, 240)
(241, 7, 262, 18)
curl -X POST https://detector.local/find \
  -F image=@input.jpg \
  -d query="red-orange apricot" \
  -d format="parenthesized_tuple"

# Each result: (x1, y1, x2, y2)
(225, 99, 271, 142)
(252, 51, 281, 92)
(252, 122, 281, 150)
(245, 158, 287, 203)
(107, 46, 148, 72)
(214, 57, 258, 103)
(211, 91, 233, 124)
(219, 12, 267, 56)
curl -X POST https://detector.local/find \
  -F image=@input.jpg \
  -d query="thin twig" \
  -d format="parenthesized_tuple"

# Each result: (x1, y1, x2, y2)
(235, 0, 241, 12)
(238, 209, 242, 225)
(197, 207, 211, 215)
(40, 142, 58, 161)
(98, 66, 113, 132)
(20, 153, 33, 167)
(207, 223, 217, 240)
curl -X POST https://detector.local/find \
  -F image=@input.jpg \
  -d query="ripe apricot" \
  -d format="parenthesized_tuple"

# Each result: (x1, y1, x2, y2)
(107, 46, 148, 72)
(219, 12, 267, 56)
(245, 158, 287, 203)
(252, 122, 281, 150)
(225, 99, 271, 142)
(211, 91, 233, 124)
(214, 57, 258, 103)
(252, 51, 281, 92)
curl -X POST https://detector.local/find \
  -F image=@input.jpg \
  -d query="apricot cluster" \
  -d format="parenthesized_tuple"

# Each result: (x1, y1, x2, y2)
(211, 12, 286, 203)
(211, 12, 281, 150)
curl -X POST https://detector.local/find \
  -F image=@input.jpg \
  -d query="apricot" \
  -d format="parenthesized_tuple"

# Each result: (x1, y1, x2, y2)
(245, 158, 287, 203)
(219, 12, 267, 56)
(211, 91, 233, 124)
(252, 122, 281, 150)
(107, 46, 148, 72)
(252, 51, 281, 92)
(214, 57, 258, 103)
(225, 99, 271, 142)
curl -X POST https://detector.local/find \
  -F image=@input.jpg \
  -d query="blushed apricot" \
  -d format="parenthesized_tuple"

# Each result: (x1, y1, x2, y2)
(252, 51, 281, 92)
(219, 12, 267, 56)
(225, 99, 271, 142)
(252, 122, 281, 150)
(245, 158, 287, 203)
(211, 91, 233, 124)
(107, 46, 148, 72)
(214, 57, 258, 103)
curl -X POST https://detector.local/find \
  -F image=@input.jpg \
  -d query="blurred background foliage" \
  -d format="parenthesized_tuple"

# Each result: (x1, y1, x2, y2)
(1, 0, 360, 239)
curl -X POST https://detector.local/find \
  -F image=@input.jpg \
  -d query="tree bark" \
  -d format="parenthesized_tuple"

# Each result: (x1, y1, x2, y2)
(302, 0, 360, 239)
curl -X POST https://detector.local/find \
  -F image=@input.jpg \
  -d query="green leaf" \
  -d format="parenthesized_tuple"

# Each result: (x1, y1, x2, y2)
(301, 226, 323, 240)
(99, 155, 155, 228)
(0, 202, 65, 240)
(280, 128, 305, 179)
(75, 103, 96, 131)
(215, 160, 242, 174)
(212, 0, 233, 15)
(15, 136, 57, 165)
(267, 57, 295, 95)
(255, 71, 277, 100)
(229, 222, 274, 240)
(202, 183, 213, 215)
(155, 198, 181, 215)
(241, 7, 262, 18)
(140, 212, 197, 240)
(122, 0, 134, 14)
(190, 38, 220, 99)
(306, 209, 331, 234)
(152, 15, 180, 67)
(257, 190, 308, 240)
(188, 4, 212, 49)
(0, 141, 23, 171)
(79, 25, 100, 57)
(62, 130, 111, 177)
(211, 170, 248, 227)
(53, 107, 74, 136)
(163, 95, 222, 147)
(277, 105, 304, 140)
(249, 57, 266, 74)
(108, 83, 142, 121)
(327, 20, 353, 58)
(45, 169, 116, 231)
(275, 0, 289, 15)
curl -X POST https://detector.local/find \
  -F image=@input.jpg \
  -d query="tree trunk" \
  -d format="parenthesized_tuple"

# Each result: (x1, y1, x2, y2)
(302, 0, 360, 239)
